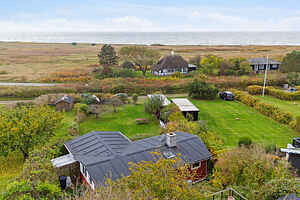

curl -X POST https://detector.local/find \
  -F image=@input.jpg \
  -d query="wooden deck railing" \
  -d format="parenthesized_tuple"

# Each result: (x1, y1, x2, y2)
(210, 188, 248, 200)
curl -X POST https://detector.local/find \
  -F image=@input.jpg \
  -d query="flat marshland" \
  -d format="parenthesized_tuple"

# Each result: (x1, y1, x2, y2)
(1, 42, 300, 82)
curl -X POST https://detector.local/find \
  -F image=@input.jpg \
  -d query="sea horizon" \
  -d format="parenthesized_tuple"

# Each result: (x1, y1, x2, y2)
(1, 31, 300, 45)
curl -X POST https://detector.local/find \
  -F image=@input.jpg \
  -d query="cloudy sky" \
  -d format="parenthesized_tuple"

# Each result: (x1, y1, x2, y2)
(1, 0, 300, 32)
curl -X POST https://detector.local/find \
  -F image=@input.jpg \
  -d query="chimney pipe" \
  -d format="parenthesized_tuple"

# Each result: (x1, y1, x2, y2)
(166, 132, 176, 147)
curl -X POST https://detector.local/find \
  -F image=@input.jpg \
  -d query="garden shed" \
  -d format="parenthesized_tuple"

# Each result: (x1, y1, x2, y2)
(280, 138, 300, 176)
(171, 98, 199, 121)
(151, 51, 189, 76)
(55, 95, 74, 112)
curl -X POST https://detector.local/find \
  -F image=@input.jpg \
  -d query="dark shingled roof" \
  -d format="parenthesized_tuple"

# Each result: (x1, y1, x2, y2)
(249, 58, 281, 65)
(64, 131, 211, 185)
(55, 95, 74, 104)
(278, 194, 300, 200)
(152, 54, 188, 71)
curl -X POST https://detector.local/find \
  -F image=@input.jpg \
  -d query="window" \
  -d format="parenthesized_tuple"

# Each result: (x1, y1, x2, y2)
(86, 171, 90, 183)
(191, 161, 201, 169)
(91, 180, 95, 190)
(80, 163, 83, 173)
(163, 151, 176, 159)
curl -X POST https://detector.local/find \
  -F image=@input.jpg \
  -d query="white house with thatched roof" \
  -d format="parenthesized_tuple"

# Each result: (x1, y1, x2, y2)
(151, 51, 189, 76)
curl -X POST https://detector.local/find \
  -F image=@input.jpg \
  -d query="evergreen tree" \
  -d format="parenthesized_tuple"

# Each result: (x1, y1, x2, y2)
(98, 44, 119, 67)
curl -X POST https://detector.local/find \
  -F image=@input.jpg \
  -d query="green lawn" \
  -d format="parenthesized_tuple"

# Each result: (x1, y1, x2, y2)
(0, 152, 24, 194)
(79, 104, 160, 139)
(190, 99, 299, 147)
(256, 95, 300, 118)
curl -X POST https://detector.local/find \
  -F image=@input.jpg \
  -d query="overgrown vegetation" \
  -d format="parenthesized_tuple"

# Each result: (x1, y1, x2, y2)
(281, 50, 300, 73)
(188, 79, 218, 100)
(0, 105, 63, 159)
(212, 146, 297, 200)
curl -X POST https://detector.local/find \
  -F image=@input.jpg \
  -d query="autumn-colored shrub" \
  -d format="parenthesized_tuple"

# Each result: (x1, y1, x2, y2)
(248, 85, 300, 101)
(232, 89, 258, 107)
(247, 85, 264, 95)
(254, 102, 293, 124)
(296, 116, 300, 132)
(212, 146, 295, 199)
(40, 70, 92, 83)
(0, 86, 76, 98)
(267, 87, 300, 101)
(78, 154, 205, 200)
(232, 89, 293, 125)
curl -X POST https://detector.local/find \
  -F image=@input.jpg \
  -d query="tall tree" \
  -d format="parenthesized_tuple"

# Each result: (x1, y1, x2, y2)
(119, 46, 160, 76)
(281, 50, 300, 72)
(228, 57, 251, 75)
(98, 44, 119, 67)
(189, 55, 202, 67)
(200, 55, 224, 75)
(0, 106, 63, 159)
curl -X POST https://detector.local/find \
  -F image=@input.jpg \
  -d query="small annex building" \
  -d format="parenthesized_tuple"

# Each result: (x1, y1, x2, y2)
(249, 58, 281, 73)
(151, 51, 189, 76)
(280, 138, 300, 176)
(171, 98, 199, 121)
(51, 131, 211, 190)
(55, 95, 74, 112)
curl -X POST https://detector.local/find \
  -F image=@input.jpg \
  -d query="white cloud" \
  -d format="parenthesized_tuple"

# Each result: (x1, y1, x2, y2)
(0, 16, 162, 32)
(0, 5, 300, 32)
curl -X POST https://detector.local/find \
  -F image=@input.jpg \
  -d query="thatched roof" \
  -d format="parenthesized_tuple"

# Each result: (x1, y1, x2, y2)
(152, 54, 188, 71)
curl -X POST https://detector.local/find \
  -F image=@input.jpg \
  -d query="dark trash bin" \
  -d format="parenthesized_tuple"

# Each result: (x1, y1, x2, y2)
(59, 176, 67, 190)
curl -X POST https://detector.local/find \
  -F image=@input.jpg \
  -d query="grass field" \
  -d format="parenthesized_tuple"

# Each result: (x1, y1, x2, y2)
(1, 97, 300, 193)
(79, 104, 160, 138)
(0, 152, 24, 193)
(1, 42, 300, 82)
(53, 103, 160, 141)
(191, 99, 299, 147)
(256, 95, 300, 118)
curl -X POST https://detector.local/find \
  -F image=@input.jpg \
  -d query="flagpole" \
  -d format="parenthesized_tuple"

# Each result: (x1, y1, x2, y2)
(262, 56, 269, 97)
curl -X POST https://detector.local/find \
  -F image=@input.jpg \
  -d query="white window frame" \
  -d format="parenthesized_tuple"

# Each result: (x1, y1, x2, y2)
(191, 161, 201, 170)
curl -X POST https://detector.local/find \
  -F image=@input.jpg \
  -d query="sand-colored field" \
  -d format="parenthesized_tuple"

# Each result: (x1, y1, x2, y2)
(0, 42, 300, 82)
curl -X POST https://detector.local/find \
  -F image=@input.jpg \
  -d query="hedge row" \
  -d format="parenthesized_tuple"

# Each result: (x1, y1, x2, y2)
(0, 75, 289, 98)
(0, 86, 76, 98)
(247, 85, 300, 101)
(232, 89, 293, 125)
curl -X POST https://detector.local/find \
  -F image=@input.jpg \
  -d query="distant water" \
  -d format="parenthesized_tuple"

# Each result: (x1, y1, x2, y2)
(1, 32, 300, 45)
